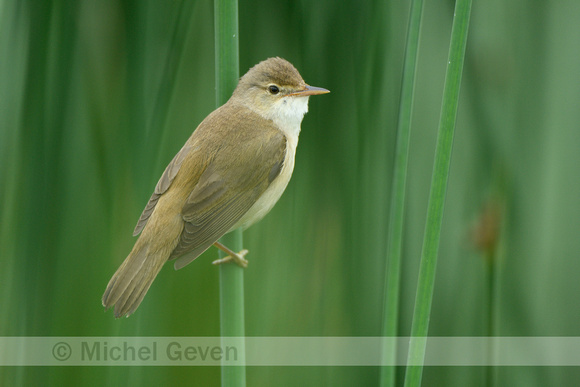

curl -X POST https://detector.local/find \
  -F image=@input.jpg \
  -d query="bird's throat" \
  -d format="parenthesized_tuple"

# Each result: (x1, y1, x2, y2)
(264, 96, 310, 140)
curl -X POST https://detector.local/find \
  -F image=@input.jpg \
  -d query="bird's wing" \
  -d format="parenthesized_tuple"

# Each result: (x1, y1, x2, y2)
(133, 142, 194, 236)
(169, 106, 287, 269)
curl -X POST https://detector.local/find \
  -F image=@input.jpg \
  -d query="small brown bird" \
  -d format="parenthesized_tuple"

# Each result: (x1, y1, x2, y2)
(102, 57, 329, 317)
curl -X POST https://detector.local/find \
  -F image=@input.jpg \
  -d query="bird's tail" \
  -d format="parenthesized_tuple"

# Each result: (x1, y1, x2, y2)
(102, 239, 167, 318)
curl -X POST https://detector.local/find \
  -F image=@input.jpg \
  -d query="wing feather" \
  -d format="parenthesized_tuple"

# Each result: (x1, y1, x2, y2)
(133, 143, 194, 236)
(170, 105, 287, 269)
(129, 102, 288, 270)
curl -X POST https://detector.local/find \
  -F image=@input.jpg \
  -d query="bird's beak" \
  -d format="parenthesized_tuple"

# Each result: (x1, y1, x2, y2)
(289, 85, 330, 97)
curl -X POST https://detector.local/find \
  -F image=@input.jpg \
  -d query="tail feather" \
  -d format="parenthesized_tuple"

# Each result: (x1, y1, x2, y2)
(102, 242, 166, 318)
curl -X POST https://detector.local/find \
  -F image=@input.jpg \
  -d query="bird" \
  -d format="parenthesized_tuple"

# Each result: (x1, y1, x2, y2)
(102, 57, 329, 318)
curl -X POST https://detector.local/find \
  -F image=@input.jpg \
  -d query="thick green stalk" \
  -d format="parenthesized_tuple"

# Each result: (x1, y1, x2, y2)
(214, 0, 245, 386)
(403, 0, 472, 386)
(215, 0, 239, 106)
(218, 231, 245, 385)
(380, 0, 424, 385)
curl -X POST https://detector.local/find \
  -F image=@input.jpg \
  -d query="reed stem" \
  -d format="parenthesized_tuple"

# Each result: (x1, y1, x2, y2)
(403, 0, 472, 385)
(380, 0, 424, 385)
(214, 0, 245, 385)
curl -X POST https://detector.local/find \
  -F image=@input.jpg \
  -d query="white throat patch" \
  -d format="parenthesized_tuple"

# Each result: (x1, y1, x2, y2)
(265, 96, 309, 138)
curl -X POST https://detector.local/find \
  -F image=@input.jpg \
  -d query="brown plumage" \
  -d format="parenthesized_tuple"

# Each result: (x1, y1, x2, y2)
(102, 57, 328, 318)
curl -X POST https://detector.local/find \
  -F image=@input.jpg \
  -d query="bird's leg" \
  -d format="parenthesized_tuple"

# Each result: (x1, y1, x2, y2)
(212, 241, 249, 268)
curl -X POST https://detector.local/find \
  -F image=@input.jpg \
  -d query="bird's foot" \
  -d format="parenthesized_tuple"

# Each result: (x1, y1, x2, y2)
(212, 241, 249, 268)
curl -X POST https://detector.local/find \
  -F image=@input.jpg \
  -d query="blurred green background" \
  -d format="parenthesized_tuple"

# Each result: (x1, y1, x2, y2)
(2, 0, 580, 385)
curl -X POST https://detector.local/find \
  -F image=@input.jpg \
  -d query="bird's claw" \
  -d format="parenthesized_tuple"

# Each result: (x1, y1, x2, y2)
(212, 249, 249, 268)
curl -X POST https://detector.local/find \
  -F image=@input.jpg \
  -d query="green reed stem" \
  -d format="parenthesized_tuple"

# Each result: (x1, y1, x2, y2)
(380, 0, 424, 385)
(403, 0, 472, 386)
(215, 0, 245, 386)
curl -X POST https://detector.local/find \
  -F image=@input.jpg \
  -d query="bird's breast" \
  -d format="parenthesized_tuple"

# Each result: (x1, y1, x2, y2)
(230, 133, 297, 231)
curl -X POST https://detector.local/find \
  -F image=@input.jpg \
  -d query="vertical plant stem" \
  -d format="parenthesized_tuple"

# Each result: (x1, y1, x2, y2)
(214, 0, 245, 386)
(215, 0, 239, 106)
(403, 0, 472, 386)
(380, 0, 424, 385)
(218, 231, 245, 386)
(484, 250, 497, 387)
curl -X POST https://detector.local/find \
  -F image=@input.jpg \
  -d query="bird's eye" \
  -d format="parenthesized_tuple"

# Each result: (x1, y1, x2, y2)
(268, 85, 280, 95)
